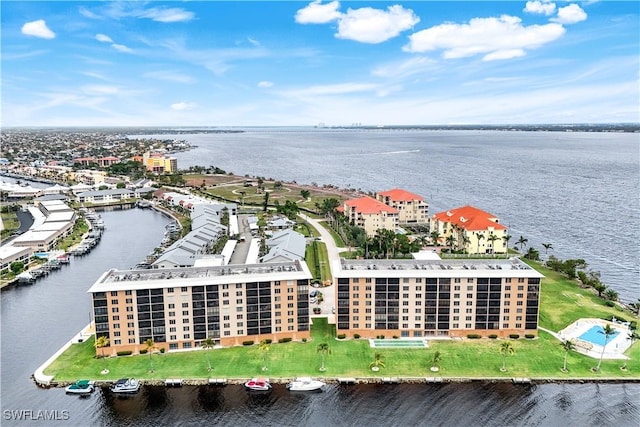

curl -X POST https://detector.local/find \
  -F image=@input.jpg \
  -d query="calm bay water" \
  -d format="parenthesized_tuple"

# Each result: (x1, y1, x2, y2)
(163, 129, 639, 303)
(0, 132, 639, 426)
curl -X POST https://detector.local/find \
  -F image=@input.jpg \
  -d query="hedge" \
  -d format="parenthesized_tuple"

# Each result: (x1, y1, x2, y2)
(488, 334, 498, 339)
(242, 340, 254, 346)
(509, 334, 520, 339)
(117, 350, 132, 356)
(467, 334, 481, 339)
(278, 337, 292, 343)
(525, 334, 535, 339)
(337, 333, 346, 339)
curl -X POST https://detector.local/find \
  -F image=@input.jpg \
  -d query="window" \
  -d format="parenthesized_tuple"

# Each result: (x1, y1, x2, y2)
(114, 332, 121, 337)
(126, 298, 133, 304)
(183, 326, 190, 331)
(288, 288, 294, 293)
(465, 316, 472, 321)
(517, 293, 524, 299)
(223, 292, 229, 297)
(466, 308, 473, 313)
(454, 278, 461, 283)
(169, 311, 175, 317)
(287, 295, 294, 301)
(236, 291, 243, 296)
(467, 293, 473, 298)
(467, 279, 473, 283)
(452, 324, 458, 329)
(517, 301, 524, 306)
(505, 293, 511, 298)
(170, 327, 176, 332)
(114, 339, 121, 345)
(127, 314, 134, 320)
(275, 288, 281, 294)
(453, 308, 460, 313)
(111, 299, 118, 305)
(127, 322, 134, 328)
(183, 340, 191, 346)
(237, 314, 243, 319)
(237, 322, 244, 327)
(129, 338, 136, 343)
(516, 316, 523, 321)
(168, 303, 175, 309)
(112, 315, 120, 321)
(182, 310, 189, 316)
(465, 323, 472, 328)
(169, 320, 176, 325)
(515, 323, 522, 328)
(170, 335, 177, 340)
(502, 323, 509, 328)
(503, 316, 510, 321)
(354, 293, 360, 298)
(182, 318, 188, 323)
(181, 287, 188, 292)
(504, 301, 510, 306)
(111, 291, 118, 297)
(111, 307, 119, 313)
(505, 284, 511, 289)
(125, 290, 132, 295)
(453, 316, 459, 321)
(236, 299, 243, 304)
(168, 288, 174, 293)
(126, 306, 133, 312)
(113, 323, 120, 329)
(223, 300, 229, 305)
(453, 301, 460, 306)
(466, 301, 473, 306)
(182, 303, 189, 308)
(354, 285, 360, 290)
(454, 293, 460, 298)
(503, 308, 510, 313)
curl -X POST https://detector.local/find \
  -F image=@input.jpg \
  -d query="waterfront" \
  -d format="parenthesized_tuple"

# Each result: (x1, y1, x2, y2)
(157, 129, 639, 303)
(1, 203, 639, 426)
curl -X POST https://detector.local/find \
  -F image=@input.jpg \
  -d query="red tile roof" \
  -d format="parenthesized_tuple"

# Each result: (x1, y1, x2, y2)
(345, 196, 399, 215)
(432, 205, 507, 231)
(377, 188, 424, 202)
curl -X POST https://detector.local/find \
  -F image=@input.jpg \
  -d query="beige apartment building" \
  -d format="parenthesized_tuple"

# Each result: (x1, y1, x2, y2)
(88, 261, 312, 355)
(334, 258, 542, 339)
(339, 196, 399, 237)
(376, 188, 429, 224)
(431, 205, 508, 254)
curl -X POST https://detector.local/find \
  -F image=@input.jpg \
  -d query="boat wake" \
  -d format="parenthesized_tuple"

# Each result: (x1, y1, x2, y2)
(355, 149, 420, 156)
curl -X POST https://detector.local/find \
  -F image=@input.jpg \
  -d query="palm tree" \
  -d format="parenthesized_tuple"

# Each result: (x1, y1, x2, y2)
(487, 234, 499, 254)
(144, 338, 156, 373)
(201, 337, 215, 372)
(561, 340, 574, 372)
(476, 232, 485, 255)
(258, 339, 270, 371)
(95, 335, 109, 371)
(594, 324, 616, 372)
(445, 234, 456, 253)
(499, 341, 515, 372)
(430, 350, 442, 372)
(461, 232, 471, 253)
(430, 230, 440, 247)
(502, 234, 512, 258)
(542, 243, 553, 256)
(517, 236, 528, 252)
(317, 342, 331, 372)
(369, 352, 385, 371)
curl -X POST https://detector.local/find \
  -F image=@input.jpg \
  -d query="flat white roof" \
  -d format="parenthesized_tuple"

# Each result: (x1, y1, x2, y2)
(0, 245, 31, 260)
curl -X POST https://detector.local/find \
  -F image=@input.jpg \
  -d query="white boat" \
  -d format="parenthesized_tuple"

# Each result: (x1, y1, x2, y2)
(110, 378, 140, 393)
(244, 378, 271, 391)
(286, 377, 325, 391)
(65, 380, 95, 395)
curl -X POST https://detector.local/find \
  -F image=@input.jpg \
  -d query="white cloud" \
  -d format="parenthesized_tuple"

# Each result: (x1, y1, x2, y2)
(139, 7, 195, 23)
(79, 6, 101, 20)
(372, 56, 439, 79)
(171, 101, 195, 111)
(81, 85, 120, 95)
(282, 82, 381, 98)
(258, 81, 274, 88)
(404, 15, 565, 61)
(247, 37, 261, 47)
(143, 71, 194, 84)
(524, 1, 556, 16)
(95, 33, 113, 43)
(21, 19, 56, 39)
(552, 4, 587, 25)
(111, 43, 133, 53)
(295, 1, 341, 24)
(336, 5, 420, 44)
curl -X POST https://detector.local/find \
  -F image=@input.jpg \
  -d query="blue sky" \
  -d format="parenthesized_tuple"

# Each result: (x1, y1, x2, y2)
(2, 1, 638, 126)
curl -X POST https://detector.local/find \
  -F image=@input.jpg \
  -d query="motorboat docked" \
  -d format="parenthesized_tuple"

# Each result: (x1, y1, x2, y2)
(65, 380, 95, 395)
(244, 378, 271, 391)
(110, 378, 140, 394)
(286, 377, 325, 391)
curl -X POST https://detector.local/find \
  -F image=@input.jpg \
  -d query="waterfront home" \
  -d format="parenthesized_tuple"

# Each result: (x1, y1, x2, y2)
(339, 196, 399, 237)
(0, 245, 32, 273)
(77, 188, 134, 204)
(375, 188, 429, 225)
(431, 205, 508, 254)
(87, 260, 312, 354)
(260, 229, 306, 263)
(141, 151, 178, 174)
(334, 257, 542, 339)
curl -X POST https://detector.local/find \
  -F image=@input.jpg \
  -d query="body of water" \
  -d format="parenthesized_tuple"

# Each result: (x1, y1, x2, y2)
(157, 129, 638, 303)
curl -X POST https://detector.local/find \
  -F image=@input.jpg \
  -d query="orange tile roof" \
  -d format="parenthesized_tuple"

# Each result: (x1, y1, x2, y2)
(432, 205, 507, 231)
(345, 196, 399, 215)
(377, 188, 424, 202)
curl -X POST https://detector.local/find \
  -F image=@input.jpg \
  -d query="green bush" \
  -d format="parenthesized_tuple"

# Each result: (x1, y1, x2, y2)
(265, 339, 273, 344)
(302, 338, 307, 343)
(525, 334, 535, 339)
(509, 334, 520, 339)
(117, 350, 132, 356)
(337, 333, 346, 339)
(467, 334, 481, 339)
(488, 334, 498, 339)
(160, 348, 165, 353)
(139, 349, 148, 354)
(630, 321, 637, 330)
(605, 301, 615, 307)
(242, 340, 254, 346)
(393, 336, 399, 339)
(278, 337, 292, 343)
(353, 334, 360, 339)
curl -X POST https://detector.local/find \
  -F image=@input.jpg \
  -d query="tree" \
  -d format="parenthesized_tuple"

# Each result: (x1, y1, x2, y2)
(144, 338, 156, 373)
(593, 324, 616, 372)
(201, 337, 215, 372)
(317, 342, 331, 372)
(95, 335, 110, 371)
(300, 189, 311, 199)
(524, 247, 540, 261)
(499, 341, 515, 372)
(262, 191, 270, 212)
(430, 350, 442, 372)
(430, 230, 440, 247)
(476, 232, 485, 254)
(517, 236, 528, 252)
(604, 288, 618, 302)
(9, 261, 24, 275)
(487, 234, 499, 254)
(258, 339, 270, 371)
(561, 339, 574, 372)
(445, 234, 456, 253)
(542, 243, 553, 256)
(502, 234, 511, 258)
(369, 352, 385, 371)
(630, 299, 640, 316)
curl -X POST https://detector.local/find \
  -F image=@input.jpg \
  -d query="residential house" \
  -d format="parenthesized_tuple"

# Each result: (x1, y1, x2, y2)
(431, 205, 508, 254)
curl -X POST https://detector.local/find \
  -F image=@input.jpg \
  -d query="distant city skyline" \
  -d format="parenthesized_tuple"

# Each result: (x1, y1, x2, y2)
(2, 1, 638, 127)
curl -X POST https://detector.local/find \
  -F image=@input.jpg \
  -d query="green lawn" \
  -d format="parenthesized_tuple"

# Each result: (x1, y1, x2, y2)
(45, 318, 638, 382)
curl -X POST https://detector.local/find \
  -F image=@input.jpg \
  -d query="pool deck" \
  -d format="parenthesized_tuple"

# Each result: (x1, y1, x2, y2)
(557, 318, 633, 360)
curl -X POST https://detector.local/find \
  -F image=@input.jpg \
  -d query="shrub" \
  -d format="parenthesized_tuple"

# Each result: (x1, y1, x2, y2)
(353, 333, 360, 339)
(139, 349, 148, 354)
(278, 337, 292, 343)
(376, 335, 385, 339)
(302, 338, 307, 343)
(488, 334, 498, 339)
(242, 340, 254, 346)
(467, 334, 481, 339)
(265, 339, 273, 344)
(337, 333, 346, 339)
(605, 301, 615, 307)
(392, 336, 399, 339)
(525, 334, 535, 339)
(160, 348, 165, 353)
(509, 334, 520, 339)
(630, 321, 637, 331)
(117, 350, 132, 356)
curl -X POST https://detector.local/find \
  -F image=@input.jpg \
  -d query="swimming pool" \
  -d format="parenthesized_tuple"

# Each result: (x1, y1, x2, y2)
(578, 325, 619, 347)
(370, 339, 427, 348)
